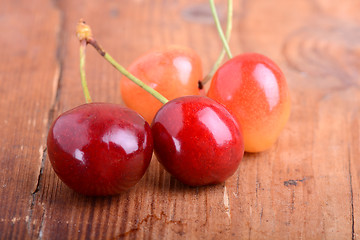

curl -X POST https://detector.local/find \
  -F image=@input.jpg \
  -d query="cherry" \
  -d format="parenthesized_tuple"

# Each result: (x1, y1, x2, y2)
(47, 103, 153, 196)
(120, 45, 202, 123)
(151, 96, 244, 186)
(207, 53, 291, 152)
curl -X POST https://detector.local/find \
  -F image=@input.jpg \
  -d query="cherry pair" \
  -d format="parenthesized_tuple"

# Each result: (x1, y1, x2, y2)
(47, 95, 244, 196)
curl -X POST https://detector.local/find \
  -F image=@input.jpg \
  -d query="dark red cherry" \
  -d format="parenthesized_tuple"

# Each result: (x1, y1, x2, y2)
(151, 96, 244, 186)
(47, 103, 153, 196)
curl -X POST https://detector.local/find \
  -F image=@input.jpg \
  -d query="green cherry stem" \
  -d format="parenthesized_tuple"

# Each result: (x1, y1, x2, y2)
(76, 20, 169, 105)
(104, 52, 169, 104)
(209, 0, 233, 59)
(79, 40, 92, 103)
(201, 0, 233, 86)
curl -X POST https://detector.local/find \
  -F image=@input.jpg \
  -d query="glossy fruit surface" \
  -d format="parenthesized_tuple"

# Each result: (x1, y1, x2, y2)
(47, 103, 153, 196)
(207, 53, 291, 152)
(151, 96, 244, 186)
(121, 45, 202, 123)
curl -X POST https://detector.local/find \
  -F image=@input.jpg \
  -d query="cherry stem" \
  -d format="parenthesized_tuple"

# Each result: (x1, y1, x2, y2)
(209, 0, 233, 59)
(105, 53, 169, 104)
(202, 0, 233, 86)
(76, 20, 169, 105)
(79, 40, 92, 103)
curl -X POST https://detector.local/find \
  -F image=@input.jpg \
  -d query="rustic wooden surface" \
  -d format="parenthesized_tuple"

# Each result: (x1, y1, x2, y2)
(1, 0, 360, 239)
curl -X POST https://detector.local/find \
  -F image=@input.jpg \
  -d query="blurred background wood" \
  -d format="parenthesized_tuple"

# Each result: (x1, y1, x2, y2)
(0, 0, 359, 239)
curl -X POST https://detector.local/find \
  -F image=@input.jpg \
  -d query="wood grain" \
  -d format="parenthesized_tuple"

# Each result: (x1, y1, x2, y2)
(1, 0, 359, 239)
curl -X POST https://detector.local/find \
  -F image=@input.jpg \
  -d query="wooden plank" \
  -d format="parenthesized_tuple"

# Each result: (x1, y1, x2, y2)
(1, 0, 360, 239)
(0, 0, 60, 239)
(225, 0, 360, 239)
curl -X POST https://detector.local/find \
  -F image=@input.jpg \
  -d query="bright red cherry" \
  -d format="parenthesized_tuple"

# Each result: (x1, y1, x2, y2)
(120, 45, 202, 123)
(207, 53, 291, 152)
(47, 103, 153, 196)
(151, 96, 244, 186)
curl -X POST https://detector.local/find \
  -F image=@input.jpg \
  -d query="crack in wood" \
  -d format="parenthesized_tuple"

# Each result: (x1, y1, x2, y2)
(348, 144, 355, 240)
(32, 147, 47, 195)
(27, 146, 47, 235)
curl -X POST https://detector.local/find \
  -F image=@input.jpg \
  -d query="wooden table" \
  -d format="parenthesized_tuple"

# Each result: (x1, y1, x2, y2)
(1, 0, 359, 239)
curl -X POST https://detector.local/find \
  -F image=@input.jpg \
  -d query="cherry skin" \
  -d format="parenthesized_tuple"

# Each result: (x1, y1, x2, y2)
(121, 45, 202, 123)
(207, 53, 291, 152)
(151, 96, 244, 186)
(47, 103, 153, 196)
